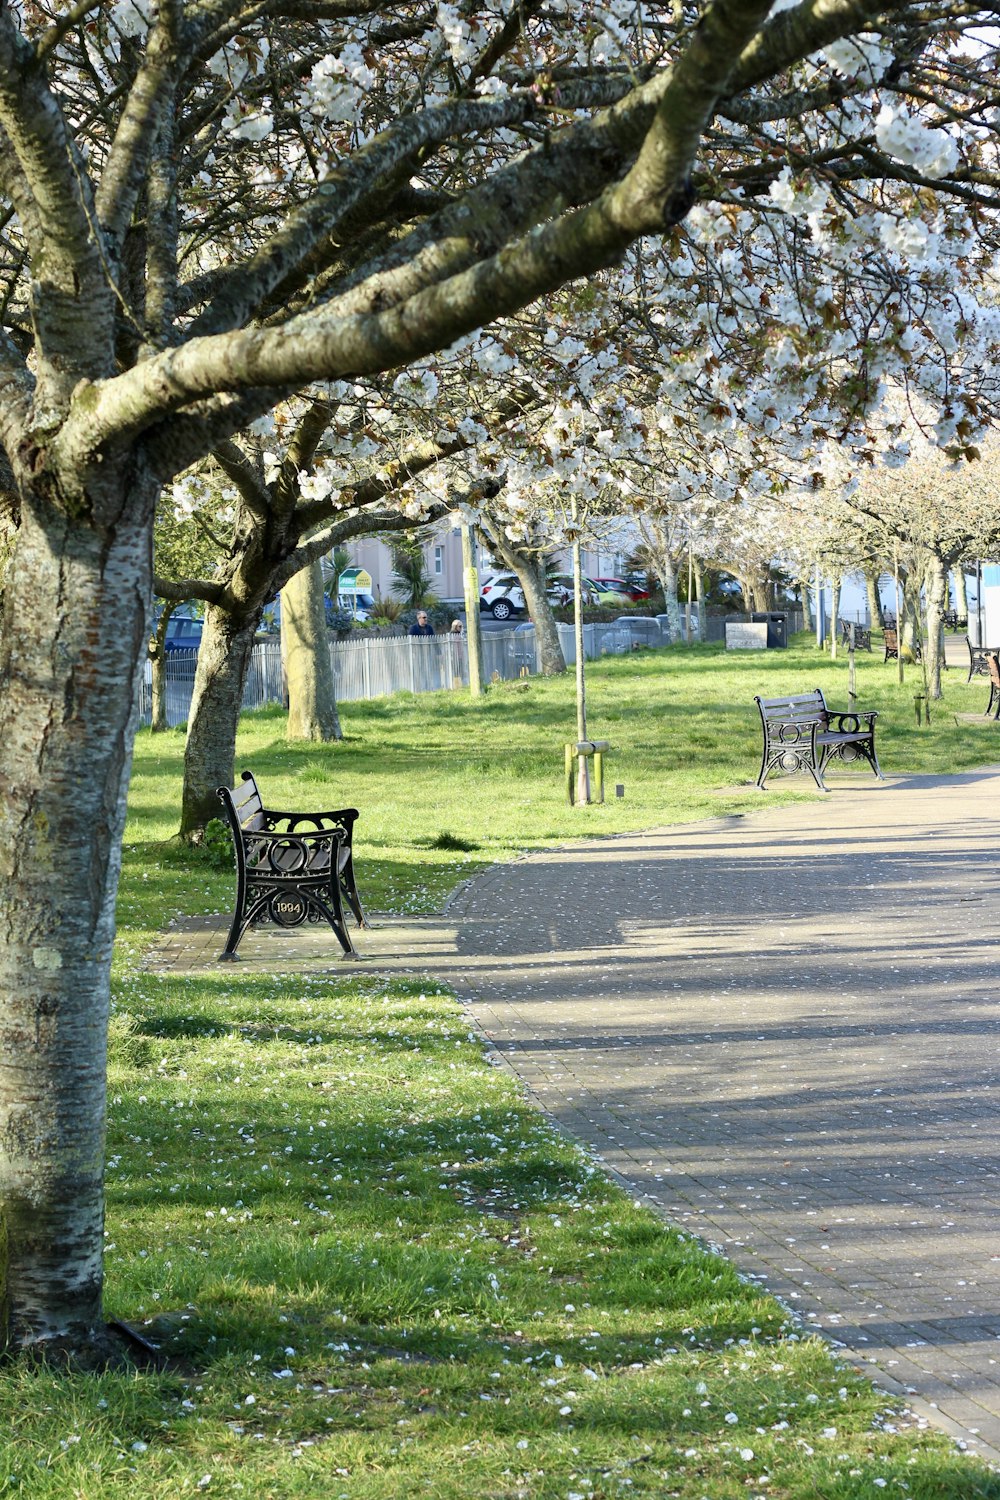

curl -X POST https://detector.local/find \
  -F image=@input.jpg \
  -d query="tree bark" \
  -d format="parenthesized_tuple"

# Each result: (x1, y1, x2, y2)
(799, 577, 813, 633)
(518, 556, 566, 676)
(864, 569, 885, 630)
(902, 571, 923, 662)
(692, 561, 705, 642)
(656, 551, 682, 640)
(953, 565, 969, 623)
(0, 481, 154, 1358)
(282, 559, 342, 742)
(923, 550, 948, 699)
(149, 603, 175, 733)
(829, 576, 841, 659)
(179, 603, 259, 839)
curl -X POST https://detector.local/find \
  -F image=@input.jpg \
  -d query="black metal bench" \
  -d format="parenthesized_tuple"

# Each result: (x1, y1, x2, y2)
(217, 770, 367, 960)
(839, 620, 872, 652)
(985, 653, 1000, 719)
(966, 635, 1000, 682)
(754, 688, 883, 792)
(944, 610, 968, 631)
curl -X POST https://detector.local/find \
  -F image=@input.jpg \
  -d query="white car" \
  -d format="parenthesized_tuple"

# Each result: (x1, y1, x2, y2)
(479, 574, 526, 620)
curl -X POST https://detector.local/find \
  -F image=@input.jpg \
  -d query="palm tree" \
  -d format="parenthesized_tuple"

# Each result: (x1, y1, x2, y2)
(324, 546, 353, 606)
(391, 539, 437, 607)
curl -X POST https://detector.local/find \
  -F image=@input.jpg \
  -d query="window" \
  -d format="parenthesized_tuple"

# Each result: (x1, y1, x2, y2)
(434, 545, 444, 575)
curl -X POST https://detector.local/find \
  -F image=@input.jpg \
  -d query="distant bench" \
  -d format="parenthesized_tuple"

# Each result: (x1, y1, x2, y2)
(216, 770, 367, 961)
(884, 626, 921, 664)
(754, 689, 883, 792)
(839, 621, 872, 652)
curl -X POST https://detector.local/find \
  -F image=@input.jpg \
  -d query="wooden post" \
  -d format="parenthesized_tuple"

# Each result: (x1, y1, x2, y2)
(461, 522, 484, 697)
(565, 743, 575, 805)
(571, 497, 590, 805)
(593, 744, 605, 803)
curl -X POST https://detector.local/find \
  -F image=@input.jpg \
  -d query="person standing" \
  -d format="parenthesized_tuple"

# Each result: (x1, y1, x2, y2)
(409, 610, 435, 637)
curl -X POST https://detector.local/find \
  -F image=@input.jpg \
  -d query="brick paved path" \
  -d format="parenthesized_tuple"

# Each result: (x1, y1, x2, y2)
(151, 767, 1000, 1463)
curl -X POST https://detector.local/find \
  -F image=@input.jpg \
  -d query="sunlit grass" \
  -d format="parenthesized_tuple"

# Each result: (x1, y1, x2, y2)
(120, 631, 997, 944)
(4, 637, 995, 1497)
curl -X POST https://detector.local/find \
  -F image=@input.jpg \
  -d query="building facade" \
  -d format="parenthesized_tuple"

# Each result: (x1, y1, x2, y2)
(342, 522, 631, 604)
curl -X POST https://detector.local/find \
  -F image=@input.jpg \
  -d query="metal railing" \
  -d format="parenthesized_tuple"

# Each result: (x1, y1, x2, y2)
(137, 617, 681, 729)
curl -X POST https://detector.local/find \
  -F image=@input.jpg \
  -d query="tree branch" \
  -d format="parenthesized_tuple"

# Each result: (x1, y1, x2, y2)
(95, 0, 185, 253)
(212, 438, 272, 521)
(185, 92, 540, 339)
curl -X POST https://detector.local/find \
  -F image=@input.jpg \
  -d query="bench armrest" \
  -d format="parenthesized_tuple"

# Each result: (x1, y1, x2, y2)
(240, 825, 344, 846)
(825, 709, 878, 729)
(260, 806, 359, 831)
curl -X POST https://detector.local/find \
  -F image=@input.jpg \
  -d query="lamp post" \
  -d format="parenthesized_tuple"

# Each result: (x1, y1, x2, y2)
(460, 518, 484, 697)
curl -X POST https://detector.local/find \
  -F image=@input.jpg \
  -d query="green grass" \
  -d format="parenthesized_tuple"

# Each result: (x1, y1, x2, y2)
(119, 632, 999, 944)
(4, 636, 997, 1498)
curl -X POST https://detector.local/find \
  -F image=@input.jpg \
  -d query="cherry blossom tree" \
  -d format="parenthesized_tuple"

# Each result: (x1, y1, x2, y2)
(835, 443, 1000, 693)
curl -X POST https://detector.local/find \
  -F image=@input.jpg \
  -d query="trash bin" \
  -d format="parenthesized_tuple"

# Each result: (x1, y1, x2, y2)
(751, 611, 787, 648)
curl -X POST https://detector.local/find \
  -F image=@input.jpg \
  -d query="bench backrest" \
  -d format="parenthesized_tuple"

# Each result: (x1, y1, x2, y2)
(218, 771, 266, 840)
(755, 690, 826, 729)
(989, 653, 1000, 690)
(884, 627, 898, 652)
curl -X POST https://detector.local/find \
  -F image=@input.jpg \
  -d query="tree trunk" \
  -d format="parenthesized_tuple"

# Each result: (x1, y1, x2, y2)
(747, 575, 770, 613)
(282, 560, 342, 742)
(864, 570, 885, 629)
(150, 604, 175, 733)
(656, 551, 682, 641)
(180, 603, 259, 839)
(953, 566, 969, 623)
(693, 561, 706, 641)
(901, 572, 922, 661)
(828, 577, 841, 658)
(0, 483, 154, 1359)
(481, 526, 565, 676)
(923, 551, 947, 699)
(799, 577, 813, 632)
(517, 556, 566, 676)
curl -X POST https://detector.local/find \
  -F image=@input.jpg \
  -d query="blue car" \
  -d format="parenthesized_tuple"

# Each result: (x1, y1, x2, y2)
(163, 613, 204, 652)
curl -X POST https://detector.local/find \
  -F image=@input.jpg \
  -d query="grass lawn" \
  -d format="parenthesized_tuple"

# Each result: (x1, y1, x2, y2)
(5, 636, 998, 1498)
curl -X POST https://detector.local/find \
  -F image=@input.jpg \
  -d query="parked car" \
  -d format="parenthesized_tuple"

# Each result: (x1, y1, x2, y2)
(163, 612, 204, 652)
(589, 579, 634, 608)
(479, 574, 526, 620)
(594, 576, 650, 601)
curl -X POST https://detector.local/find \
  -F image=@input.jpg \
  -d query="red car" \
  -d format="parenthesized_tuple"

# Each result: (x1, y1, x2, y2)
(594, 576, 650, 601)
